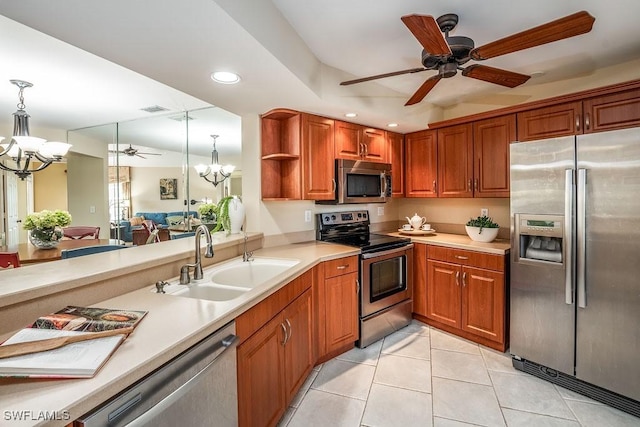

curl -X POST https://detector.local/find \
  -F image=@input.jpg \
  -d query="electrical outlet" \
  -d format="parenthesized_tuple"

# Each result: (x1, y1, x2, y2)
(481, 208, 488, 217)
(304, 210, 312, 223)
(89, 206, 96, 214)
(377, 206, 385, 216)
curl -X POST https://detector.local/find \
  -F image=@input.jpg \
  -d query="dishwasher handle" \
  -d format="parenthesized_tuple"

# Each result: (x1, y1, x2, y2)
(125, 334, 237, 427)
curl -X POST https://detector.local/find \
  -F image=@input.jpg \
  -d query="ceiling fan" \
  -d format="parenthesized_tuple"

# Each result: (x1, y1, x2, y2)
(340, 11, 595, 106)
(108, 144, 161, 159)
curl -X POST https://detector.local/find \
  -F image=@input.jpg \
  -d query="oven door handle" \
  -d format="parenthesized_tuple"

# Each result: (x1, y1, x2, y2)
(361, 243, 414, 259)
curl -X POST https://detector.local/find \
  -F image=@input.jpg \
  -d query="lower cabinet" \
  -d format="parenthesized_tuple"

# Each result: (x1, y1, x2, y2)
(415, 245, 507, 351)
(236, 272, 313, 427)
(314, 255, 359, 362)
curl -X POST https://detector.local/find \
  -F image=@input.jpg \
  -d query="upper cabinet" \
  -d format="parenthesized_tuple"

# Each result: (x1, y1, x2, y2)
(301, 114, 335, 201)
(405, 129, 438, 198)
(517, 87, 640, 141)
(473, 115, 514, 198)
(437, 124, 474, 198)
(387, 131, 404, 197)
(335, 121, 389, 163)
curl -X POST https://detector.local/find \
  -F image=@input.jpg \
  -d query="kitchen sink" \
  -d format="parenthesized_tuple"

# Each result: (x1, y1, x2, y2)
(157, 256, 300, 302)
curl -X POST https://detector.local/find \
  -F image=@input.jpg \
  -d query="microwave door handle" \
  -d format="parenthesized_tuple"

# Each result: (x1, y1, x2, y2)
(380, 173, 388, 197)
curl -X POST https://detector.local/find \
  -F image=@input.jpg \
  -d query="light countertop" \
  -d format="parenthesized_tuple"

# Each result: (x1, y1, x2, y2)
(385, 231, 510, 255)
(0, 241, 359, 427)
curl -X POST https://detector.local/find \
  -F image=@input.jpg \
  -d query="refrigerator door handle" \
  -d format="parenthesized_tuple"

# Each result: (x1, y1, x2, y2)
(577, 168, 587, 308)
(565, 169, 574, 305)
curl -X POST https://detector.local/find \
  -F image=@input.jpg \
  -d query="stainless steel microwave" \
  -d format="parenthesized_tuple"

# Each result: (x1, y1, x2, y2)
(318, 159, 391, 204)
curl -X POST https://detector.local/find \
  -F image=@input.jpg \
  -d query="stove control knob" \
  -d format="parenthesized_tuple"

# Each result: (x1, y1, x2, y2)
(331, 215, 336, 220)
(357, 213, 362, 218)
(324, 216, 330, 222)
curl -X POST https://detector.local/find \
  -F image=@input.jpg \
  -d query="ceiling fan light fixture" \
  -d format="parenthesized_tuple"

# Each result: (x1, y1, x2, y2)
(211, 71, 241, 85)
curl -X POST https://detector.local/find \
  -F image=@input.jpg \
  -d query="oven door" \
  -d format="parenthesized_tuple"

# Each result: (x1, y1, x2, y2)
(360, 244, 413, 317)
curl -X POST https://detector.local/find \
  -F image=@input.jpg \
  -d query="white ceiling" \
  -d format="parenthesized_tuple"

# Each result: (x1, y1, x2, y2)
(1, 0, 640, 146)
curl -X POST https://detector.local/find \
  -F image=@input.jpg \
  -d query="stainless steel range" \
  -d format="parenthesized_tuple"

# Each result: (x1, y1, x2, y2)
(317, 210, 413, 348)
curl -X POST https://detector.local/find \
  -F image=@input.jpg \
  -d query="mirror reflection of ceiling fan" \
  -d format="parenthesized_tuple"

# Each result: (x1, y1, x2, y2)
(108, 144, 162, 159)
(340, 11, 595, 106)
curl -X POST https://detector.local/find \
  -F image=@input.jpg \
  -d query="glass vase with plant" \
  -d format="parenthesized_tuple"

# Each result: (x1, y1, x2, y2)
(23, 209, 73, 249)
(197, 202, 218, 223)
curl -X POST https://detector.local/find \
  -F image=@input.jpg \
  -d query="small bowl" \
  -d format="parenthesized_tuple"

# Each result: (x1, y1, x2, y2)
(465, 226, 499, 243)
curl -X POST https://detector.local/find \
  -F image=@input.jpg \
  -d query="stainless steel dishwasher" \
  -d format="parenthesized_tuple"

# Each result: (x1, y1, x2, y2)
(77, 321, 238, 427)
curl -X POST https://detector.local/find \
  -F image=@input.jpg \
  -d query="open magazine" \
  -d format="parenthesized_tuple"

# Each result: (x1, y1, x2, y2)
(0, 306, 147, 378)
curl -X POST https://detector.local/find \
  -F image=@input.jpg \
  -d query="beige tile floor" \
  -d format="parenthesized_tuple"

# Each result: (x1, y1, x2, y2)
(279, 320, 640, 427)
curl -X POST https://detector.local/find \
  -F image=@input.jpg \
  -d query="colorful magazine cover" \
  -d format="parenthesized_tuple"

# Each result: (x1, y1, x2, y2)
(30, 306, 147, 332)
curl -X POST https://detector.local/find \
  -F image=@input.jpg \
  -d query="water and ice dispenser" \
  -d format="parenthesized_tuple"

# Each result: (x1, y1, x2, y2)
(514, 214, 565, 264)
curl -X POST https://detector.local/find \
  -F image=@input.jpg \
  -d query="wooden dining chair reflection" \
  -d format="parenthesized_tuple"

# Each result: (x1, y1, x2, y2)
(0, 252, 21, 269)
(60, 245, 127, 259)
(63, 226, 100, 240)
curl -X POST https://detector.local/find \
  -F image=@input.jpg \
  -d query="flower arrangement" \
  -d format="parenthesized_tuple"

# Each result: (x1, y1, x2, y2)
(23, 210, 72, 248)
(197, 202, 218, 222)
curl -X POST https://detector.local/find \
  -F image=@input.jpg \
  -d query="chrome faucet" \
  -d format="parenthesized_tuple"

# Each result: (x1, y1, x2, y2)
(179, 224, 214, 284)
(242, 232, 254, 262)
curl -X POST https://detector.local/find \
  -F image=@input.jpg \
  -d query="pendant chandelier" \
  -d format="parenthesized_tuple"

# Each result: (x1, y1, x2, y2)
(0, 80, 72, 179)
(194, 134, 235, 187)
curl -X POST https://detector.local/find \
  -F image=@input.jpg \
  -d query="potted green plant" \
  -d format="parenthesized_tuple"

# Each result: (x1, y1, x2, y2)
(23, 209, 73, 249)
(465, 215, 499, 242)
(212, 195, 244, 234)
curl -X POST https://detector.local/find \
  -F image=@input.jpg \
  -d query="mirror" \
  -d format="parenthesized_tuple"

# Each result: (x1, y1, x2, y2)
(2, 105, 241, 247)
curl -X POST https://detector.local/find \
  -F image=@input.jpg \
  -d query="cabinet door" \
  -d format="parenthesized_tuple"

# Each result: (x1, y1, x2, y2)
(324, 271, 359, 353)
(438, 123, 473, 197)
(461, 266, 504, 343)
(516, 101, 582, 141)
(362, 127, 389, 163)
(426, 260, 461, 328)
(302, 114, 335, 200)
(237, 314, 286, 427)
(583, 88, 640, 133)
(282, 289, 314, 403)
(335, 120, 363, 160)
(473, 115, 514, 198)
(405, 129, 438, 197)
(388, 131, 404, 197)
(412, 243, 428, 318)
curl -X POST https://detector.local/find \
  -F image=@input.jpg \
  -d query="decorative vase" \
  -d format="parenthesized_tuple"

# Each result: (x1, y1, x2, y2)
(464, 225, 499, 243)
(227, 196, 245, 234)
(29, 227, 63, 249)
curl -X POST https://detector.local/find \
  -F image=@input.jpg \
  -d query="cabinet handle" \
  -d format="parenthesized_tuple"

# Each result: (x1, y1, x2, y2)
(474, 179, 478, 192)
(331, 178, 337, 193)
(280, 322, 288, 346)
(359, 143, 365, 157)
(467, 179, 472, 192)
(462, 272, 467, 287)
(585, 112, 591, 130)
(364, 142, 368, 157)
(356, 279, 360, 294)
(432, 180, 437, 193)
(455, 271, 460, 286)
(576, 114, 581, 132)
(455, 255, 468, 260)
(336, 264, 348, 270)
(285, 318, 292, 345)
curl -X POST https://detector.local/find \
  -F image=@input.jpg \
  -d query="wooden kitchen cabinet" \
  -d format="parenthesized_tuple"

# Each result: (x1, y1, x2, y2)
(517, 87, 640, 141)
(388, 131, 404, 197)
(405, 129, 438, 197)
(237, 271, 313, 427)
(314, 255, 359, 362)
(437, 123, 474, 198)
(301, 114, 335, 200)
(335, 120, 389, 163)
(473, 115, 514, 197)
(420, 245, 507, 351)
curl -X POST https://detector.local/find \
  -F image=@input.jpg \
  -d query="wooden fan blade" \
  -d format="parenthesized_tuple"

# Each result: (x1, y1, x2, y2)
(462, 64, 530, 88)
(405, 75, 442, 106)
(341, 67, 427, 86)
(470, 11, 595, 60)
(401, 14, 452, 56)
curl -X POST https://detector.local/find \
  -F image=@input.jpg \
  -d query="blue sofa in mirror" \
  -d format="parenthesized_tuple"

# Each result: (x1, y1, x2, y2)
(116, 211, 200, 242)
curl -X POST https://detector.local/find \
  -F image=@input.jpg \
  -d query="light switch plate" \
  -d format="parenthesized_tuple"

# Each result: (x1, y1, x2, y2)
(377, 206, 384, 216)
(481, 208, 488, 217)
(304, 210, 312, 222)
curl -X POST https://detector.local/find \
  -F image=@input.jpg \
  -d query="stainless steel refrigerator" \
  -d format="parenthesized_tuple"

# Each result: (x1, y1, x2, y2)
(510, 127, 640, 417)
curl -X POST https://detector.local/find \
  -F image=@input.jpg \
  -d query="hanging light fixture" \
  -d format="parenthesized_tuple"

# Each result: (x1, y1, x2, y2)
(0, 79, 72, 180)
(194, 134, 235, 187)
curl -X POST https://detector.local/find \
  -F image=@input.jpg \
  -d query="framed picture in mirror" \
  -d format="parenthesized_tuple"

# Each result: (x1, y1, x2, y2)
(160, 178, 178, 200)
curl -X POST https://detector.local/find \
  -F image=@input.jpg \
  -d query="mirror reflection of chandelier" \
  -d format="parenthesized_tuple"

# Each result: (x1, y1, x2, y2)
(0, 80, 72, 180)
(194, 134, 235, 187)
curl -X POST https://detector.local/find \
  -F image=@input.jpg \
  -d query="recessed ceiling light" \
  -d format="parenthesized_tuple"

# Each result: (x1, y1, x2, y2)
(211, 71, 241, 84)
(387, 123, 398, 128)
(345, 113, 357, 118)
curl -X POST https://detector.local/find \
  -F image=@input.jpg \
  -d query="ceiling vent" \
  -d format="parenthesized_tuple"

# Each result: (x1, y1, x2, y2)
(140, 105, 170, 113)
